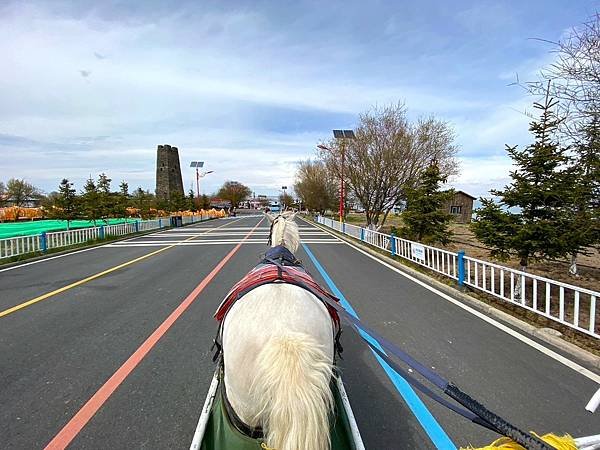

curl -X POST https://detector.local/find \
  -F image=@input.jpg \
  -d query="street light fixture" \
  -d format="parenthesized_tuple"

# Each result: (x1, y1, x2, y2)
(281, 185, 288, 210)
(190, 161, 214, 209)
(317, 129, 355, 223)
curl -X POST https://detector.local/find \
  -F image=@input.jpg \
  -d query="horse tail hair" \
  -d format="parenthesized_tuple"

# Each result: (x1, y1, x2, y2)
(250, 332, 333, 450)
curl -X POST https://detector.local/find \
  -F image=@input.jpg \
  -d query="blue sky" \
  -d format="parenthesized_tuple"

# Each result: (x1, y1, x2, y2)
(1, 0, 598, 198)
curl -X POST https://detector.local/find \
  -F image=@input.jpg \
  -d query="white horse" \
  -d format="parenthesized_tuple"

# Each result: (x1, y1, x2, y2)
(221, 211, 335, 450)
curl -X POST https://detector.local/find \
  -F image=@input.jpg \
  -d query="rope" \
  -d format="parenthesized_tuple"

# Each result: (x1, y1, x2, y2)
(266, 259, 555, 450)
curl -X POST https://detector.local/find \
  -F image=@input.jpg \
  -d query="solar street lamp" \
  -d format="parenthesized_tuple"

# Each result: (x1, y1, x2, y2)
(281, 185, 288, 210)
(190, 161, 213, 208)
(318, 130, 355, 223)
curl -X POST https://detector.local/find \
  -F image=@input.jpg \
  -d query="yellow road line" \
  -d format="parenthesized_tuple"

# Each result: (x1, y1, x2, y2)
(0, 218, 245, 318)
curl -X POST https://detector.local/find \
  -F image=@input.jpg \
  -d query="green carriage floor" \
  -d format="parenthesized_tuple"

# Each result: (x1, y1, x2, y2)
(200, 378, 358, 450)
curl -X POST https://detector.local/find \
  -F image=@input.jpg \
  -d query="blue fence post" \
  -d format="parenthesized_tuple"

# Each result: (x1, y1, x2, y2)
(457, 250, 465, 287)
(390, 233, 396, 256)
(99, 225, 105, 240)
(135, 221, 139, 232)
(360, 228, 365, 241)
(342, 222, 346, 233)
(159, 218, 162, 228)
(40, 232, 47, 253)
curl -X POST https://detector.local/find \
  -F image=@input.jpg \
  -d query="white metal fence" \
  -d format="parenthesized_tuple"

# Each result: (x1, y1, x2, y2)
(316, 216, 600, 339)
(0, 215, 212, 261)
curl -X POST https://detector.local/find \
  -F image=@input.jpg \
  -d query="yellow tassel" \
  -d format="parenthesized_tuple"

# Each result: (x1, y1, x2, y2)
(260, 443, 277, 450)
(461, 433, 578, 450)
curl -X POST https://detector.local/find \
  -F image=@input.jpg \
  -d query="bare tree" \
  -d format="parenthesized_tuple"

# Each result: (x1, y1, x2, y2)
(525, 14, 600, 139)
(5, 178, 42, 218)
(217, 181, 251, 209)
(294, 159, 337, 214)
(319, 103, 458, 229)
(0, 181, 5, 207)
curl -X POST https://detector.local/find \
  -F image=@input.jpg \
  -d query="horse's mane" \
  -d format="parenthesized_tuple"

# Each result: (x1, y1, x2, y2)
(269, 212, 300, 253)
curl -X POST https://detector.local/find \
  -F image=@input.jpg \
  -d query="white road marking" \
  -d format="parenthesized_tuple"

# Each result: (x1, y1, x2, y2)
(106, 239, 343, 247)
(0, 219, 248, 273)
(307, 219, 600, 384)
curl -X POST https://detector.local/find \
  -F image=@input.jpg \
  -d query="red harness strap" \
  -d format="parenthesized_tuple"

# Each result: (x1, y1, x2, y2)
(214, 264, 341, 329)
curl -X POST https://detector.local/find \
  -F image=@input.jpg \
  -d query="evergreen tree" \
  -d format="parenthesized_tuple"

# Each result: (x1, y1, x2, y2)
(200, 194, 210, 210)
(563, 114, 600, 274)
(187, 189, 196, 211)
(471, 92, 573, 270)
(119, 181, 129, 197)
(400, 162, 454, 244)
(116, 181, 130, 219)
(132, 187, 154, 219)
(97, 173, 112, 221)
(56, 179, 78, 229)
(169, 191, 187, 212)
(81, 177, 100, 224)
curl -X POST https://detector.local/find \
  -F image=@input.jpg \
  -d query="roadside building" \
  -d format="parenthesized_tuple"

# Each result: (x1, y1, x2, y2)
(444, 190, 476, 223)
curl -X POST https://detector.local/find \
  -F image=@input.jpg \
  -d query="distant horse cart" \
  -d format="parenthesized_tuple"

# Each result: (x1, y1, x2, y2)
(190, 212, 600, 450)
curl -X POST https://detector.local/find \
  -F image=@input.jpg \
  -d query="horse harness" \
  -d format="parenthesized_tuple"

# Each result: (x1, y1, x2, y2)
(212, 245, 344, 364)
(210, 242, 553, 449)
(210, 245, 344, 441)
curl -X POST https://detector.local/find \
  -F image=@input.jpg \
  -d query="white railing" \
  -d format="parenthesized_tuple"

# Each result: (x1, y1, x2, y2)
(463, 256, 599, 338)
(316, 215, 599, 339)
(0, 218, 171, 261)
(47, 226, 99, 250)
(0, 235, 41, 259)
(0, 214, 222, 261)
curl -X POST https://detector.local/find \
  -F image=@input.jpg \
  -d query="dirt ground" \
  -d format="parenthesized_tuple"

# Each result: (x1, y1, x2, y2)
(342, 212, 600, 292)
(330, 212, 600, 353)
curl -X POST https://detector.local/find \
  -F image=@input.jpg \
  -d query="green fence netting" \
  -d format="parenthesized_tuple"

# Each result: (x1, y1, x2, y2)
(0, 219, 131, 239)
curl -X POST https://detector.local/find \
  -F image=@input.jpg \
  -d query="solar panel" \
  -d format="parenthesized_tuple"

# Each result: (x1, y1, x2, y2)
(333, 130, 344, 138)
(342, 130, 356, 139)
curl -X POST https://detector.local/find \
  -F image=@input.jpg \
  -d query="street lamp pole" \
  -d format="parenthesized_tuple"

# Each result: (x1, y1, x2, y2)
(318, 130, 355, 223)
(190, 162, 213, 209)
(281, 185, 287, 210)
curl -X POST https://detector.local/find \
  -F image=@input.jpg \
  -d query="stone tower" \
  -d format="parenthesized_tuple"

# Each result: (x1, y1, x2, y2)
(155, 144, 184, 200)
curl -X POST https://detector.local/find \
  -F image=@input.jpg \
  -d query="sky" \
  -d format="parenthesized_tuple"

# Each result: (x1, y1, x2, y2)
(1, 0, 598, 199)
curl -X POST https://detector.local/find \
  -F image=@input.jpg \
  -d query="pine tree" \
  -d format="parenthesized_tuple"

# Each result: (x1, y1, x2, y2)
(187, 189, 196, 211)
(116, 181, 130, 219)
(132, 188, 154, 219)
(563, 114, 600, 275)
(401, 162, 454, 244)
(471, 92, 573, 270)
(96, 173, 112, 222)
(56, 179, 78, 229)
(81, 177, 100, 225)
(201, 194, 210, 210)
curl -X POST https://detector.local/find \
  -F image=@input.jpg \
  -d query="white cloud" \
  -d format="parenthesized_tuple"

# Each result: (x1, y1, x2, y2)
(0, 1, 584, 199)
(450, 155, 514, 198)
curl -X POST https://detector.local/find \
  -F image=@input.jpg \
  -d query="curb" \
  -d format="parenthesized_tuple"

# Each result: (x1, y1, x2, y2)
(308, 218, 600, 371)
(0, 217, 217, 270)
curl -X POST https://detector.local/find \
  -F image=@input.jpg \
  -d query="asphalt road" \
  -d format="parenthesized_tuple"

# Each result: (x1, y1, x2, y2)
(1, 215, 598, 449)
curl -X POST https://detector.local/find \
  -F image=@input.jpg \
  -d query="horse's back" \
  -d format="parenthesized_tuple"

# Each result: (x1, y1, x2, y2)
(222, 283, 334, 426)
